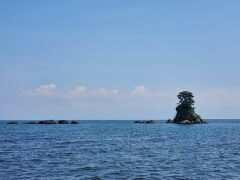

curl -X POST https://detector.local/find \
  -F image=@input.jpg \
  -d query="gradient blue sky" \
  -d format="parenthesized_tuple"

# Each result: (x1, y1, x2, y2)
(1, 0, 240, 120)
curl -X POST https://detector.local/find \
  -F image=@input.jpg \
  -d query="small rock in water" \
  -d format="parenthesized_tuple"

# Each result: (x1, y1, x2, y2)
(25, 121, 39, 124)
(165, 119, 173, 123)
(7, 120, 18, 124)
(58, 120, 69, 124)
(134, 120, 156, 124)
(70, 120, 79, 124)
(39, 120, 56, 124)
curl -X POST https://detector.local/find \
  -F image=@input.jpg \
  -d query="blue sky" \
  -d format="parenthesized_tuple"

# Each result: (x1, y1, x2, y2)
(1, 0, 240, 119)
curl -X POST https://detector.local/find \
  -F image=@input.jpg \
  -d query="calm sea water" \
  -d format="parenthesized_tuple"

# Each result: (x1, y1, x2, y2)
(0, 120, 240, 180)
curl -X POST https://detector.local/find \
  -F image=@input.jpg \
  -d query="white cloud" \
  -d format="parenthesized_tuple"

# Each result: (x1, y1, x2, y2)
(70, 86, 87, 96)
(131, 85, 161, 98)
(111, 89, 119, 96)
(35, 84, 56, 94)
(23, 84, 57, 96)
(23, 84, 122, 99)
(132, 85, 148, 95)
(95, 88, 107, 94)
(90, 88, 120, 97)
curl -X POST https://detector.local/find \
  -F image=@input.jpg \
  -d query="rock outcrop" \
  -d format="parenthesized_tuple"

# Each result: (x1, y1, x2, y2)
(7, 119, 80, 125)
(58, 120, 69, 124)
(70, 120, 79, 124)
(180, 120, 191, 124)
(134, 120, 156, 124)
(165, 119, 173, 123)
(25, 121, 39, 124)
(174, 116, 207, 124)
(39, 120, 57, 124)
(7, 121, 18, 124)
(172, 91, 207, 124)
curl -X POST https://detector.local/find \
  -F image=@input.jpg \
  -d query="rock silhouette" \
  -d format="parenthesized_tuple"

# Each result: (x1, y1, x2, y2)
(172, 91, 207, 124)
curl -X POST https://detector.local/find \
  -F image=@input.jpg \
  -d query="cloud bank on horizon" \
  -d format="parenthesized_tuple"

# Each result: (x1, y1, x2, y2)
(8, 83, 239, 120)
(1, 1, 240, 119)
(22, 84, 240, 106)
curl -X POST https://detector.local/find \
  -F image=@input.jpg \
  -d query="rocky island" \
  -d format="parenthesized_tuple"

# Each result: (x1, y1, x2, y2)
(134, 120, 156, 124)
(7, 120, 18, 124)
(7, 120, 79, 125)
(167, 91, 207, 124)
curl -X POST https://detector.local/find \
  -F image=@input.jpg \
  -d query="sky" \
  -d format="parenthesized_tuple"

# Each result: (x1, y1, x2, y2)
(1, 0, 240, 120)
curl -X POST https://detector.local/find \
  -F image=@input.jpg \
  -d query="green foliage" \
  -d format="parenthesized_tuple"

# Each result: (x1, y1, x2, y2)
(173, 91, 201, 123)
(177, 91, 195, 106)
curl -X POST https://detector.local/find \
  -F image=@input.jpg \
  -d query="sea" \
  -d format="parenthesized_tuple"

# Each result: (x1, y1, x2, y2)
(0, 120, 240, 180)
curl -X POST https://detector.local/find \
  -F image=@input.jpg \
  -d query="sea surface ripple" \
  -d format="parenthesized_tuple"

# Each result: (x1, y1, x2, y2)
(0, 120, 240, 179)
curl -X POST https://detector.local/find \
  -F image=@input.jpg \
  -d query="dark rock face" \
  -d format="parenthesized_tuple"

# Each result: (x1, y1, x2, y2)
(70, 121, 79, 124)
(200, 120, 208, 124)
(174, 117, 207, 124)
(165, 119, 173, 123)
(7, 121, 18, 124)
(7, 120, 81, 125)
(58, 120, 69, 124)
(39, 120, 56, 124)
(135, 120, 156, 124)
(25, 121, 39, 124)
(177, 119, 208, 124)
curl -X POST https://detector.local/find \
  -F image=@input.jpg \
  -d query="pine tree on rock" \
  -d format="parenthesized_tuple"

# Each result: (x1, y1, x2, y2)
(173, 91, 205, 124)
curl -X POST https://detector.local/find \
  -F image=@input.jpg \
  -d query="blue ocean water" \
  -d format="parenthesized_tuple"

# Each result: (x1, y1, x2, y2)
(0, 120, 240, 179)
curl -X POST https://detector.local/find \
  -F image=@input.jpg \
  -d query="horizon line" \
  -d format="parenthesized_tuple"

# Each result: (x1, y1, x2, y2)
(1, 119, 240, 121)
